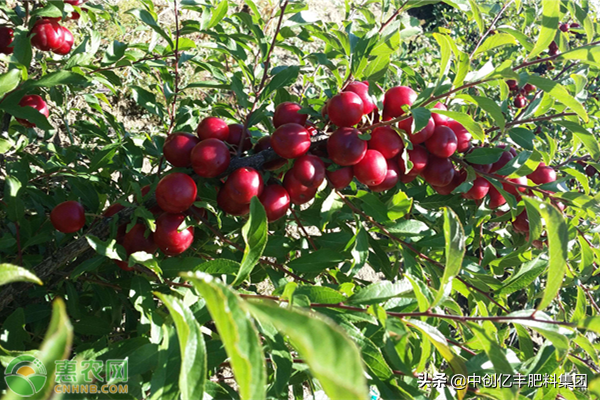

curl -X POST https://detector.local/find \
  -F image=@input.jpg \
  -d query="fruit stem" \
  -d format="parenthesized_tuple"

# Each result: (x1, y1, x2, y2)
(291, 208, 318, 251)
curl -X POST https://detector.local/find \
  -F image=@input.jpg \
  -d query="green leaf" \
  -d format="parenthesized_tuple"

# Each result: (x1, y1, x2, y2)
(4, 176, 22, 222)
(259, 66, 300, 102)
(0, 264, 43, 286)
(498, 27, 534, 52)
(431, 208, 465, 308)
(27, 71, 87, 88)
(411, 108, 432, 135)
(86, 236, 122, 260)
(473, 33, 517, 56)
(0, 69, 21, 97)
(207, 0, 228, 29)
(464, 147, 505, 164)
(347, 279, 412, 305)
(386, 190, 412, 220)
(247, 300, 369, 400)
(232, 198, 268, 286)
(433, 33, 452, 82)
(0, 101, 52, 131)
(456, 94, 505, 129)
(430, 110, 485, 141)
(528, 0, 560, 59)
(288, 249, 348, 274)
(128, 9, 174, 47)
(362, 55, 389, 81)
(527, 75, 588, 122)
(556, 120, 600, 160)
(154, 293, 206, 400)
(467, 0, 484, 34)
(498, 257, 547, 295)
(186, 273, 266, 400)
(555, 44, 600, 66)
(469, 323, 514, 374)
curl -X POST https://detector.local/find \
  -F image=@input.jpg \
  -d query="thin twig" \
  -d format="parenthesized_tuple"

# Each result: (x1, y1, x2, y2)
(378, 0, 409, 34)
(469, 0, 513, 59)
(291, 208, 318, 251)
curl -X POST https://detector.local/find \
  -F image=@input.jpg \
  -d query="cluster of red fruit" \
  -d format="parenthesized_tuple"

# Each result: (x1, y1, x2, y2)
(506, 80, 535, 109)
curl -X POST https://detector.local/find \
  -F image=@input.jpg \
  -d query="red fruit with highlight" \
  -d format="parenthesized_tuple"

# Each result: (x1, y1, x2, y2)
(0, 27, 14, 54)
(446, 120, 472, 153)
(153, 213, 194, 256)
(490, 146, 517, 174)
(506, 79, 518, 91)
(353, 150, 387, 186)
(30, 19, 64, 51)
(368, 126, 403, 159)
(401, 145, 429, 176)
(103, 203, 125, 217)
(397, 116, 435, 145)
(16, 95, 50, 127)
(422, 156, 455, 187)
(163, 132, 200, 168)
(369, 159, 401, 192)
(53, 26, 73, 55)
(217, 186, 250, 216)
(512, 211, 529, 233)
(226, 123, 252, 151)
(259, 184, 290, 222)
(292, 154, 325, 188)
(523, 83, 535, 93)
(488, 186, 506, 209)
(254, 136, 287, 171)
(223, 167, 263, 204)
(425, 125, 458, 158)
(51, 200, 85, 233)
(327, 91, 365, 127)
(273, 102, 308, 128)
(514, 95, 527, 108)
(559, 23, 569, 33)
(502, 176, 528, 197)
(527, 163, 556, 184)
(432, 102, 450, 126)
(155, 172, 197, 213)
(123, 223, 158, 255)
(191, 138, 230, 178)
(283, 172, 318, 205)
(345, 81, 377, 115)
(383, 86, 417, 120)
(462, 177, 490, 200)
(271, 123, 311, 159)
(433, 170, 465, 195)
(327, 127, 367, 166)
(326, 167, 354, 189)
(197, 117, 229, 141)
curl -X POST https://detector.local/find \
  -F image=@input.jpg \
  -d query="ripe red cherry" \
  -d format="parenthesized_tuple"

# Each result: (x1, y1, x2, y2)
(506, 79, 518, 91)
(273, 102, 307, 128)
(399, 145, 429, 176)
(0, 27, 14, 54)
(383, 86, 417, 120)
(163, 132, 200, 168)
(30, 19, 64, 51)
(490, 145, 517, 173)
(433, 170, 465, 195)
(559, 23, 569, 33)
(65, 0, 85, 5)
(103, 203, 125, 217)
(585, 164, 597, 177)
(153, 213, 194, 256)
(462, 177, 490, 200)
(253, 136, 287, 171)
(548, 41, 558, 55)
(226, 123, 252, 151)
(327, 127, 367, 166)
(50, 200, 85, 233)
(488, 186, 506, 209)
(398, 116, 435, 144)
(292, 154, 325, 187)
(326, 167, 354, 189)
(259, 184, 290, 222)
(523, 83, 535, 93)
(123, 223, 158, 255)
(353, 149, 387, 186)
(369, 159, 401, 192)
(223, 167, 263, 204)
(425, 125, 458, 158)
(512, 211, 529, 233)
(514, 95, 527, 108)
(305, 124, 318, 137)
(191, 138, 230, 178)
(368, 126, 403, 159)
(327, 91, 365, 127)
(471, 162, 493, 174)
(446, 120, 472, 153)
(217, 186, 250, 216)
(432, 102, 449, 126)
(53, 26, 73, 55)
(197, 117, 229, 141)
(528, 163, 556, 184)
(345, 81, 377, 115)
(16, 95, 50, 127)
(155, 172, 197, 213)
(271, 123, 311, 159)
(502, 176, 528, 197)
(283, 172, 318, 205)
(422, 155, 455, 187)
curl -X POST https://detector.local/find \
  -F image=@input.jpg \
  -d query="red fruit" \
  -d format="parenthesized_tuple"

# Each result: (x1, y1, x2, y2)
(259, 184, 290, 222)
(400, 145, 429, 176)
(223, 167, 263, 204)
(155, 172, 197, 213)
(585, 165, 597, 177)
(283, 172, 318, 205)
(271, 123, 311, 159)
(353, 150, 387, 186)
(327, 92, 365, 127)
(197, 117, 229, 141)
(382, 86, 417, 120)
(570, 23, 580, 29)
(53, 26, 73, 55)
(432, 102, 449, 126)
(345, 81, 376, 115)
(305, 124, 318, 137)
(141, 185, 152, 197)
(292, 154, 325, 187)
(65, 0, 85, 5)
(506, 79, 518, 91)
(488, 186, 506, 209)
(30, 19, 64, 51)
(433, 170, 465, 195)
(273, 102, 307, 128)
(326, 167, 354, 189)
(217, 186, 250, 216)
(114, 260, 133, 271)
(16, 95, 50, 127)
(191, 138, 230, 178)
(254, 136, 287, 171)
(327, 127, 367, 166)
(69, 11, 81, 21)
(163, 132, 200, 168)
(0, 27, 14, 54)
(368, 126, 403, 159)
(528, 163, 556, 184)
(559, 23, 569, 33)
(502, 176, 528, 197)
(154, 213, 194, 256)
(472, 162, 493, 174)
(103, 203, 125, 217)
(369, 159, 401, 192)
(490, 146, 516, 174)
(446, 120, 472, 153)
(123, 223, 158, 255)
(50, 200, 85, 233)
(512, 211, 529, 233)
(226, 123, 252, 151)
(397, 116, 435, 145)
(523, 83, 535, 93)
(462, 177, 490, 200)
(422, 156, 455, 187)
(425, 125, 458, 158)
(514, 95, 527, 108)
(549, 41, 559, 55)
